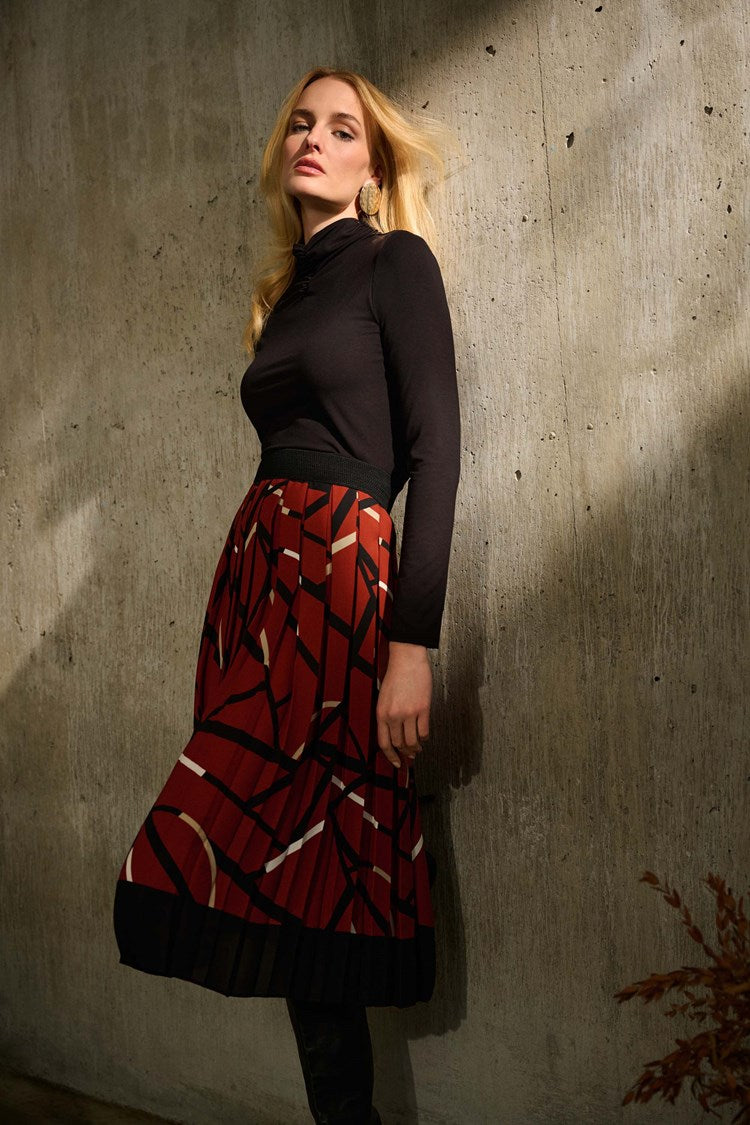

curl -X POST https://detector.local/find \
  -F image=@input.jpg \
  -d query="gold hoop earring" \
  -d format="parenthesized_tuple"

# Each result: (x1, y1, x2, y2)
(358, 180, 382, 215)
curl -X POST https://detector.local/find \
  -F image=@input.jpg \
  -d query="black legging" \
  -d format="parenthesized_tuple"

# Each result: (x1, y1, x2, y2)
(285, 996, 382, 1124)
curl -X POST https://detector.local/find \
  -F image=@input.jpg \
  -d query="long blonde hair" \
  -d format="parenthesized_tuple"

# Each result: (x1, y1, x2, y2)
(242, 66, 459, 357)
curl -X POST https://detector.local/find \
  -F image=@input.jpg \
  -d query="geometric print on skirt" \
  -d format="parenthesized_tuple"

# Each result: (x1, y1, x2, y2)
(113, 454, 436, 1007)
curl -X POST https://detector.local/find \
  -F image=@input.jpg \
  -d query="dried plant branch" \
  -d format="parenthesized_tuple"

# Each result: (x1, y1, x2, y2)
(615, 871, 750, 1122)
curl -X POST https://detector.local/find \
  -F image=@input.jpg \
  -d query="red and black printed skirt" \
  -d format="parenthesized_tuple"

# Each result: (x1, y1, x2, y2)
(113, 446, 436, 1008)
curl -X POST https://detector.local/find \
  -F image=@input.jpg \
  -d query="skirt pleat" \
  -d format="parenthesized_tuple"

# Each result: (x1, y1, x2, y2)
(113, 464, 436, 1007)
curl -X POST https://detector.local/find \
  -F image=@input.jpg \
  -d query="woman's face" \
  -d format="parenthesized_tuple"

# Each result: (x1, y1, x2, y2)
(281, 76, 380, 217)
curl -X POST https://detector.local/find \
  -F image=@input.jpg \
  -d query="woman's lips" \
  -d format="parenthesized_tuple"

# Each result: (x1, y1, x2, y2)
(294, 162, 324, 174)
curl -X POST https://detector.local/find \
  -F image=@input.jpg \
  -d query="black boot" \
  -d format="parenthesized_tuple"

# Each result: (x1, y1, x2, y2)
(285, 995, 382, 1124)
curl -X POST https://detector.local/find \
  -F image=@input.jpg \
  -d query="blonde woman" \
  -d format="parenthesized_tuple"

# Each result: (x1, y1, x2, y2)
(114, 66, 461, 1123)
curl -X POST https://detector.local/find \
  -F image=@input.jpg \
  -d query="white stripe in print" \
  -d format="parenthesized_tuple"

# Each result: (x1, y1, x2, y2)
(331, 531, 357, 554)
(178, 753, 205, 777)
(264, 820, 326, 874)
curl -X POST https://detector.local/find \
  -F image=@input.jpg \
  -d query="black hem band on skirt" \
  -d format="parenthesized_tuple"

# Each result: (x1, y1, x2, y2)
(254, 446, 394, 513)
(114, 881, 436, 1008)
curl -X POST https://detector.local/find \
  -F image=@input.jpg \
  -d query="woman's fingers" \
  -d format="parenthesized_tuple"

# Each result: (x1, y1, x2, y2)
(389, 721, 409, 763)
(375, 718, 420, 768)
(377, 717, 402, 768)
(375, 654, 432, 769)
(402, 716, 423, 757)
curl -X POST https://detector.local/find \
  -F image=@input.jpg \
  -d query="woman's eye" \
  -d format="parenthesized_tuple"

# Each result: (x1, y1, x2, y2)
(289, 122, 353, 141)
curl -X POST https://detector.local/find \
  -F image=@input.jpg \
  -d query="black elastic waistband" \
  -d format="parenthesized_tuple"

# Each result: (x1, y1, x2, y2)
(253, 446, 393, 512)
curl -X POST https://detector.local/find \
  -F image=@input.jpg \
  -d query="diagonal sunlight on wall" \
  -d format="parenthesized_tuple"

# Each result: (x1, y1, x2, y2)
(1, 486, 99, 699)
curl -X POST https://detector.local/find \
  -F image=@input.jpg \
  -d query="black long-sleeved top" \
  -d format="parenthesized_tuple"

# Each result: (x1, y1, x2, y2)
(240, 216, 461, 649)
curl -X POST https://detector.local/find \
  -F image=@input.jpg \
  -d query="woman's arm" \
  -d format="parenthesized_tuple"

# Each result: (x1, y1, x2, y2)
(370, 230, 461, 764)
(370, 229, 461, 647)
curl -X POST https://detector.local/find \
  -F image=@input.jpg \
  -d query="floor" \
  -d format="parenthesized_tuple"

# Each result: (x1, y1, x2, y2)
(0, 1065, 176, 1124)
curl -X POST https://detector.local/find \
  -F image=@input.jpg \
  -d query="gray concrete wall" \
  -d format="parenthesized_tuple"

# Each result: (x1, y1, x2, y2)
(2, 1, 747, 1122)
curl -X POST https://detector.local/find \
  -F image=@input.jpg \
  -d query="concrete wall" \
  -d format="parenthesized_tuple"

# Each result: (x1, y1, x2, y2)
(2, 1, 747, 1121)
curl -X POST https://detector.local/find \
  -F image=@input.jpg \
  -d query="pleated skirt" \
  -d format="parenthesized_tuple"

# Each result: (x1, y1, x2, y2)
(113, 446, 436, 1007)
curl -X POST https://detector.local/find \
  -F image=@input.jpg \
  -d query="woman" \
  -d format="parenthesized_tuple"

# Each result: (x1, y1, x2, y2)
(113, 66, 461, 1124)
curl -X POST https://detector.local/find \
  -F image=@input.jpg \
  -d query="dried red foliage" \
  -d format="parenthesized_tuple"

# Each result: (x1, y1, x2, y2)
(615, 871, 750, 1121)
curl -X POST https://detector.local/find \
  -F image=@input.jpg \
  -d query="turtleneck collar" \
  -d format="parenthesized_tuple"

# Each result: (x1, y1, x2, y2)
(292, 216, 375, 275)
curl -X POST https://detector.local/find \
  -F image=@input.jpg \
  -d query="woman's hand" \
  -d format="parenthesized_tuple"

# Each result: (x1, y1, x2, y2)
(376, 641, 432, 768)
